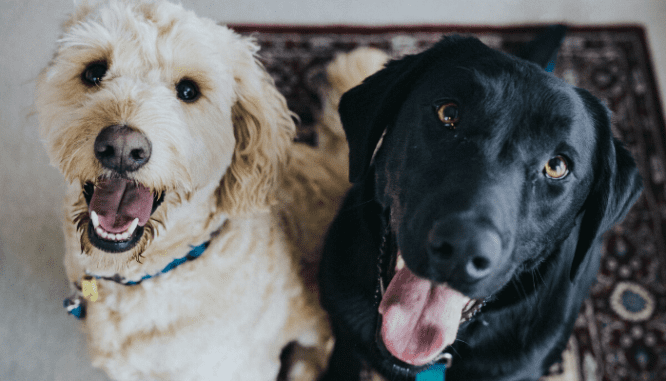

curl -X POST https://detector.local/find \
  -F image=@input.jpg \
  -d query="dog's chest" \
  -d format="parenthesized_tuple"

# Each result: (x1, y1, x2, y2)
(83, 239, 298, 378)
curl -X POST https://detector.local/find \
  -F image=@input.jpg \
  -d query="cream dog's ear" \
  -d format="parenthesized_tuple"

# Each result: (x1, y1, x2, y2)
(217, 34, 296, 216)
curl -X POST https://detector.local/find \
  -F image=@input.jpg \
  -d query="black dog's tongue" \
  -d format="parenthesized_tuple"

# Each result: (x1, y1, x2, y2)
(89, 178, 153, 233)
(378, 251, 469, 366)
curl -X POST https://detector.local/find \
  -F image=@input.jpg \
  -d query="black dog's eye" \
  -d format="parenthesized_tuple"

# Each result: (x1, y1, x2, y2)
(436, 102, 459, 129)
(176, 79, 200, 102)
(81, 62, 107, 86)
(544, 156, 569, 179)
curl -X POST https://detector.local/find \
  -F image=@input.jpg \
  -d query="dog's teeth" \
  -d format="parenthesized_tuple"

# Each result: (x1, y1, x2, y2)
(92, 213, 133, 241)
(90, 211, 99, 228)
(396, 255, 405, 271)
(128, 218, 139, 235)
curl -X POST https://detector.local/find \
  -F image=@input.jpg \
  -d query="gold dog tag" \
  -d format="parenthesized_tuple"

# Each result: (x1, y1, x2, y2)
(81, 278, 99, 302)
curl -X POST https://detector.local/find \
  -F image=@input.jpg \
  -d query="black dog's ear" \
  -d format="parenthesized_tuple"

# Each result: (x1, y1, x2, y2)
(570, 88, 643, 281)
(517, 24, 567, 71)
(339, 52, 426, 182)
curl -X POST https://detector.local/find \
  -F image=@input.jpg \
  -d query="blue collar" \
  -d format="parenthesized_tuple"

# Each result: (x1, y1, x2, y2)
(93, 241, 209, 285)
(416, 364, 447, 380)
(64, 241, 209, 319)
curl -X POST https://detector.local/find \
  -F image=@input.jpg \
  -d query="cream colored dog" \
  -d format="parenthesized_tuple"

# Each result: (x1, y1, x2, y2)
(35, 0, 388, 379)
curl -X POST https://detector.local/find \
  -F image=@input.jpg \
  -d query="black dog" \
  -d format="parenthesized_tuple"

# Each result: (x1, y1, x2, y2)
(319, 28, 643, 381)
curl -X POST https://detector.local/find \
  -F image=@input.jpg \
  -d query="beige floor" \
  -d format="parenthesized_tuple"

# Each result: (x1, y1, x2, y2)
(1, 0, 664, 379)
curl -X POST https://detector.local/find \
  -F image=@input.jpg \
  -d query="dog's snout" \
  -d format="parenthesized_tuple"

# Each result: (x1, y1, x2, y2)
(94, 125, 151, 173)
(427, 217, 502, 282)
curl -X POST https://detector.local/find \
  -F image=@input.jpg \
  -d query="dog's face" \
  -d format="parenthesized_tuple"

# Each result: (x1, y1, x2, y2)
(380, 61, 597, 299)
(336, 35, 642, 373)
(36, 0, 293, 269)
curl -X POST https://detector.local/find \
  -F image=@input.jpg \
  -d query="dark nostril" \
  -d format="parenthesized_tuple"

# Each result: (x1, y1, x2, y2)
(471, 256, 490, 271)
(427, 227, 456, 259)
(430, 241, 454, 258)
(96, 145, 115, 157)
(466, 255, 492, 279)
(130, 148, 146, 161)
(466, 256, 493, 279)
(465, 258, 491, 279)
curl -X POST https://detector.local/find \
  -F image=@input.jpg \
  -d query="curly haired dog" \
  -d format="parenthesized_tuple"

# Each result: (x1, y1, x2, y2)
(35, 1, 387, 379)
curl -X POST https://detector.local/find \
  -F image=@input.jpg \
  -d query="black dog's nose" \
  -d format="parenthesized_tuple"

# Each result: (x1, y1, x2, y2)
(94, 125, 151, 173)
(427, 217, 502, 281)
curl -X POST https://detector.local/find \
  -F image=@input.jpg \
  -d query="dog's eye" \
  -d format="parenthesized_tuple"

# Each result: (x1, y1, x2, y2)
(436, 103, 459, 129)
(81, 62, 107, 86)
(176, 79, 200, 102)
(543, 156, 569, 179)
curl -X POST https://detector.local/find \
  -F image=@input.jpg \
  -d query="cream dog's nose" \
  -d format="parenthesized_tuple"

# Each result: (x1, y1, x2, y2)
(94, 125, 151, 173)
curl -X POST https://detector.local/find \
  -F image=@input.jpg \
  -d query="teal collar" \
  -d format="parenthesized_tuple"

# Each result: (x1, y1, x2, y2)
(93, 241, 209, 285)
(64, 241, 209, 319)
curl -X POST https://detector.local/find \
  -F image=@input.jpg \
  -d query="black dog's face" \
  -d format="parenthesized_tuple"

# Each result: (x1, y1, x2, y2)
(380, 63, 597, 296)
(327, 34, 642, 379)
(371, 56, 596, 367)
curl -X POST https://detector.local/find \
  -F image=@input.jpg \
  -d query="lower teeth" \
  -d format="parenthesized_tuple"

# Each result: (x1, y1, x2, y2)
(95, 227, 130, 242)
(460, 299, 486, 323)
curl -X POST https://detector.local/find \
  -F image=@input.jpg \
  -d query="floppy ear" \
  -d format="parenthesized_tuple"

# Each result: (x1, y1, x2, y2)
(217, 34, 296, 216)
(341, 35, 485, 182)
(570, 88, 643, 281)
(516, 24, 567, 71)
(339, 53, 421, 183)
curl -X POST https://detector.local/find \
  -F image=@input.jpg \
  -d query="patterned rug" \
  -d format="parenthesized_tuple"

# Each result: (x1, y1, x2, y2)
(230, 25, 666, 381)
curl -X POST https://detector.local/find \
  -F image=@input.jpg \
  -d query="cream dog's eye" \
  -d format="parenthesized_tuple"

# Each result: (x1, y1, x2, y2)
(176, 79, 200, 102)
(81, 62, 107, 86)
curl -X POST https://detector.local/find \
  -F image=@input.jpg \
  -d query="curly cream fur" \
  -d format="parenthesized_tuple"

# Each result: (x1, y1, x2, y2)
(36, 0, 388, 379)
(220, 46, 296, 216)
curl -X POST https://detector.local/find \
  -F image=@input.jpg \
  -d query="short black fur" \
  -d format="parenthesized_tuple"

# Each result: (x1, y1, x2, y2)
(319, 27, 643, 381)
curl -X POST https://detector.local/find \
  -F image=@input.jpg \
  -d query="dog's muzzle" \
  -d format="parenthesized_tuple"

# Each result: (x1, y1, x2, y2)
(372, 226, 487, 372)
(83, 179, 164, 253)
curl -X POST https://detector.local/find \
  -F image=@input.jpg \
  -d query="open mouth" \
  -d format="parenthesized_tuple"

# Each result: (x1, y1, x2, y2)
(374, 233, 487, 369)
(83, 178, 164, 253)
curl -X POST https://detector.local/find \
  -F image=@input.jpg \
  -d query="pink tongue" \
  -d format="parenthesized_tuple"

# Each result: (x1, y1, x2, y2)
(378, 253, 468, 366)
(89, 178, 153, 233)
